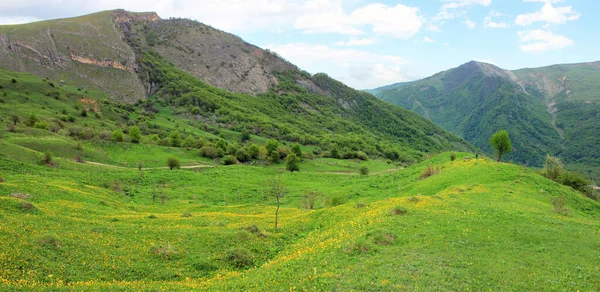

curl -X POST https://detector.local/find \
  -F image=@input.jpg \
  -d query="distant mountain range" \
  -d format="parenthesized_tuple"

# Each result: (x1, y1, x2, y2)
(368, 60, 600, 178)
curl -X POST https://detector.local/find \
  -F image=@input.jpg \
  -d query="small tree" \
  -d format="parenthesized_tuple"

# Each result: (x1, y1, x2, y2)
(167, 157, 180, 170)
(240, 130, 251, 143)
(247, 143, 260, 160)
(291, 143, 303, 161)
(330, 144, 341, 159)
(112, 129, 124, 142)
(266, 140, 279, 157)
(543, 155, 563, 181)
(10, 115, 19, 125)
(490, 130, 512, 162)
(265, 177, 288, 230)
(286, 153, 300, 172)
(183, 135, 196, 148)
(170, 131, 182, 147)
(129, 126, 142, 144)
(359, 166, 370, 176)
(235, 148, 251, 163)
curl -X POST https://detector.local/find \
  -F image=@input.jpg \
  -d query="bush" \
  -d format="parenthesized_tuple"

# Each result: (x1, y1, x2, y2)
(20, 202, 38, 213)
(129, 126, 142, 143)
(543, 155, 563, 182)
(170, 131, 182, 147)
(33, 120, 49, 130)
(235, 148, 251, 163)
(419, 165, 440, 180)
(329, 196, 347, 206)
(268, 151, 280, 164)
(227, 144, 239, 155)
(222, 155, 238, 165)
(247, 143, 260, 160)
(450, 153, 456, 161)
(167, 157, 181, 170)
(240, 129, 251, 142)
(552, 196, 570, 215)
(74, 154, 84, 163)
(291, 143, 302, 160)
(183, 135, 196, 148)
(98, 130, 111, 140)
(199, 145, 218, 159)
(224, 248, 255, 269)
(359, 166, 369, 176)
(265, 140, 279, 156)
(389, 206, 408, 216)
(286, 153, 300, 172)
(39, 151, 56, 167)
(112, 129, 124, 142)
(277, 147, 290, 160)
(560, 172, 597, 200)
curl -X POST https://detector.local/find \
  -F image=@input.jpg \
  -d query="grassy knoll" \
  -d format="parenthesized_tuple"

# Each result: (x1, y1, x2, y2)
(1, 149, 599, 290)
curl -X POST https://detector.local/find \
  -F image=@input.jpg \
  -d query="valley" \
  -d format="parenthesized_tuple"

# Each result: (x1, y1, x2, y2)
(0, 8, 599, 291)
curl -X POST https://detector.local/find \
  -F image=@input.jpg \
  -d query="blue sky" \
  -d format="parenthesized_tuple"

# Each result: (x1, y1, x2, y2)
(0, 0, 598, 89)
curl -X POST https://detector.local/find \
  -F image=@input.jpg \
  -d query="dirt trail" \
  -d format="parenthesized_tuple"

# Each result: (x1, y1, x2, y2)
(546, 99, 566, 149)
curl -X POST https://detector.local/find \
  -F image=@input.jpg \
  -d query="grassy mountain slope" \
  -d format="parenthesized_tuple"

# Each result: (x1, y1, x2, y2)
(373, 61, 562, 166)
(1, 146, 599, 290)
(371, 61, 600, 179)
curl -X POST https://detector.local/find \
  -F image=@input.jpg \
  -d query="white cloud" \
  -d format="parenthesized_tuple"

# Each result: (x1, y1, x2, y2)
(464, 19, 476, 29)
(266, 43, 411, 88)
(523, 0, 564, 3)
(484, 16, 510, 28)
(423, 36, 435, 43)
(516, 2, 580, 26)
(434, 0, 491, 21)
(335, 38, 375, 46)
(427, 24, 442, 32)
(518, 29, 574, 52)
(295, 2, 424, 39)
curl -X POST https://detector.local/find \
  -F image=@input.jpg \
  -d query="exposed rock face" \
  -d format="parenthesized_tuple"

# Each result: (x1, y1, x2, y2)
(0, 10, 146, 102)
(137, 18, 298, 95)
(0, 10, 322, 102)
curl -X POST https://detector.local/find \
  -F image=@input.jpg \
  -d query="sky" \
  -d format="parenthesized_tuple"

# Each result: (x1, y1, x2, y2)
(0, 0, 598, 89)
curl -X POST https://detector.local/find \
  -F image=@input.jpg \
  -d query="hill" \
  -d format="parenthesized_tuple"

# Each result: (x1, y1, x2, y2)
(370, 61, 600, 179)
(1, 144, 599, 290)
(0, 10, 472, 161)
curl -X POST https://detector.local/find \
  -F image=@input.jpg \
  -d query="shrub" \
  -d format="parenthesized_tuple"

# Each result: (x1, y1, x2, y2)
(304, 191, 321, 210)
(112, 129, 124, 142)
(226, 144, 239, 155)
(199, 145, 218, 159)
(240, 129, 251, 142)
(151, 243, 178, 260)
(169, 131, 182, 147)
(543, 155, 563, 182)
(183, 135, 196, 148)
(355, 202, 367, 209)
(98, 131, 112, 140)
(39, 151, 56, 167)
(235, 148, 251, 163)
(137, 161, 143, 171)
(450, 153, 456, 161)
(33, 120, 49, 130)
(74, 154, 84, 163)
(419, 165, 440, 180)
(80, 108, 87, 117)
(11, 78, 17, 83)
(268, 151, 280, 164)
(247, 143, 260, 159)
(265, 140, 279, 156)
(40, 235, 61, 249)
(167, 157, 181, 170)
(129, 126, 142, 144)
(359, 166, 369, 176)
(291, 143, 302, 160)
(222, 155, 238, 165)
(407, 196, 421, 203)
(286, 153, 300, 172)
(20, 202, 37, 212)
(560, 171, 594, 199)
(329, 196, 347, 206)
(224, 248, 255, 269)
(552, 196, 570, 215)
(330, 145, 341, 159)
(181, 213, 192, 218)
(277, 147, 290, 160)
(389, 206, 408, 216)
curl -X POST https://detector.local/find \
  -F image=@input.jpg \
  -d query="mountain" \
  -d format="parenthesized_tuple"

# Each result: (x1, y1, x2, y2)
(0, 10, 472, 162)
(370, 61, 600, 178)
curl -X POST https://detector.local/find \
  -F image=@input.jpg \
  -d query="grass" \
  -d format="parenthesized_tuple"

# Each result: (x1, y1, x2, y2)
(0, 148, 599, 290)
